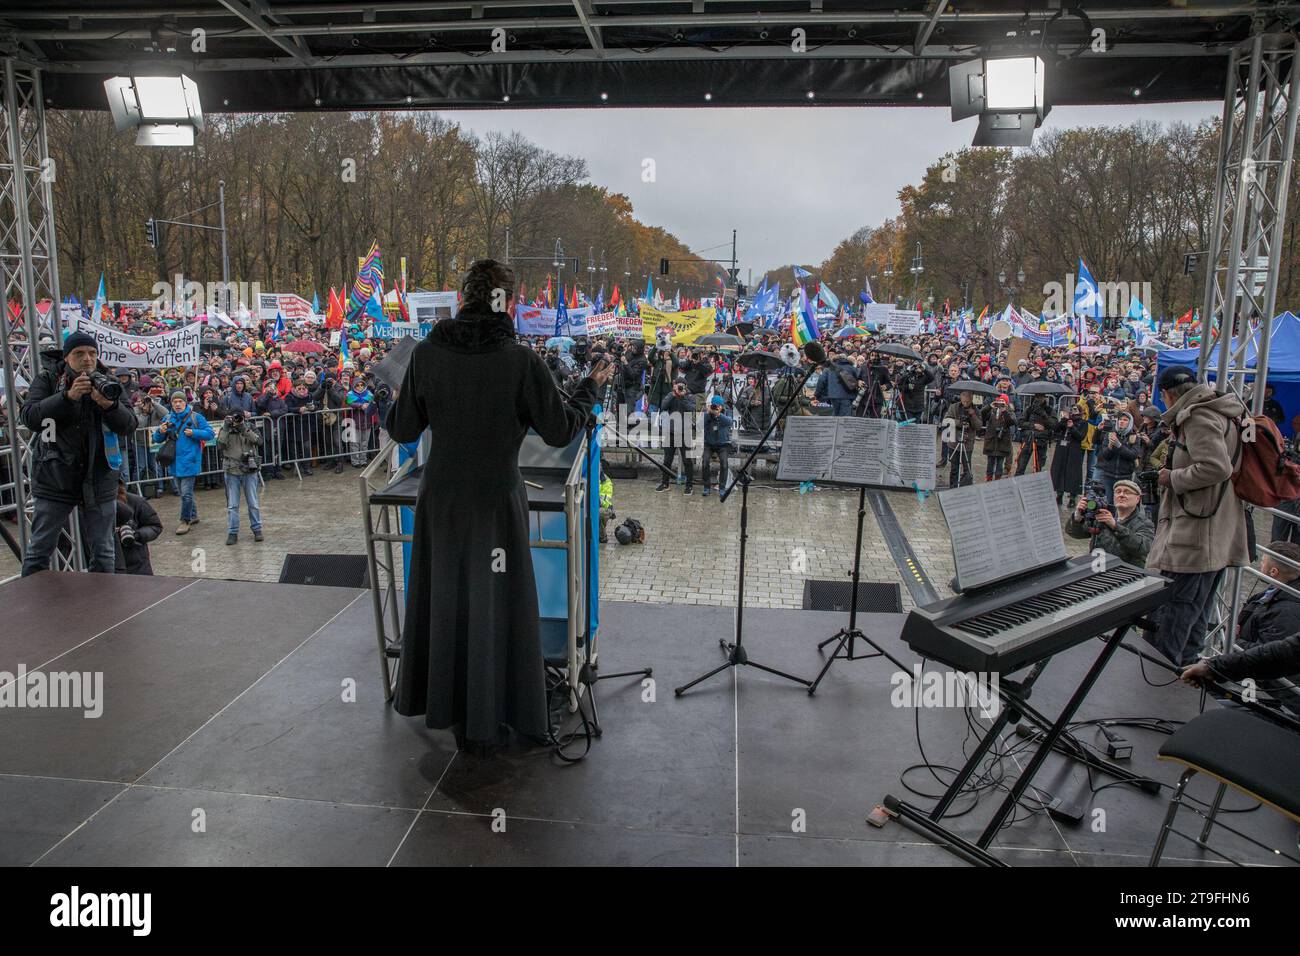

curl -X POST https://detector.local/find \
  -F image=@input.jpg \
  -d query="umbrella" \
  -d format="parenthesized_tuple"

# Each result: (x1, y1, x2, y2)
(870, 342, 924, 361)
(283, 339, 325, 354)
(546, 336, 575, 350)
(943, 379, 999, 397)
(1016, 381, 1076, 396)
(369, 336, 418, 392)
(834, 325, 869, 338)
(1133, 341, 1170, 353)
(199, 337, 228, 350)
(696, 333, 744, 349)
(726, 321, 755, 338)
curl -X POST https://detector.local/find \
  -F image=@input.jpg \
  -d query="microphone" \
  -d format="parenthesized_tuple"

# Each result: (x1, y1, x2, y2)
(802, 341, 827, 366)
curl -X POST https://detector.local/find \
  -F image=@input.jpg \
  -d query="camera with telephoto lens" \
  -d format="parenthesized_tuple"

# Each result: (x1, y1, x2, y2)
(1081, 480, 1110, 531)
(224, 414, 244, 434)
(88, 370, 123, 401)
(1136, 469, 1161, 506)
(373, 382, 392, 403)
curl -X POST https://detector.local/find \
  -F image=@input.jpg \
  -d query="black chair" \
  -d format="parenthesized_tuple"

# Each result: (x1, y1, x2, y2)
(1149, 706, 1300, 866)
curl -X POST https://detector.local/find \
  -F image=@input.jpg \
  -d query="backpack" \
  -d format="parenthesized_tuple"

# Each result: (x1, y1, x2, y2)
(1174, 412, 1300, 515)
(613, 517, 645, 545)
(1231, 414, 1300, 508)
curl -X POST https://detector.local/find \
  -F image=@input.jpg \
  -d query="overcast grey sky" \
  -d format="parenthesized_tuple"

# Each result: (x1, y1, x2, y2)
(450, 101, 1220, 282)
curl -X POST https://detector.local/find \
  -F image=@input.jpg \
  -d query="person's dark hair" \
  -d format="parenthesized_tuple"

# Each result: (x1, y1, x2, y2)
(459, 258, 515, 315)
(1265, 540, 1300, 575)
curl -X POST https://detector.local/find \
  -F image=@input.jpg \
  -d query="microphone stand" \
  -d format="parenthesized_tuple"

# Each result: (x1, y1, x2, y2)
(674, 354, 820, 696)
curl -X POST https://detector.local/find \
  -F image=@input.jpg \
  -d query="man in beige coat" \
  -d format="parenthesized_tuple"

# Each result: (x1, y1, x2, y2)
(1145, 365, 1249, 666)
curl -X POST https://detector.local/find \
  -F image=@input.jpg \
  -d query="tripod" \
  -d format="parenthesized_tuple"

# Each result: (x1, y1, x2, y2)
(808, 484, 910, 695)
(674, 355, 822, 697)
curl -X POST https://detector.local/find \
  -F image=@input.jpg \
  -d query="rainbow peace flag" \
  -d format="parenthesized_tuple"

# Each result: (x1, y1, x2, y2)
(346, 241, 385, 320)
(792, 285, 820, 347)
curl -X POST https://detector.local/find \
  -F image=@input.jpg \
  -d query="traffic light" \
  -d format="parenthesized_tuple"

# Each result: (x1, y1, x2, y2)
(659, 257, 669, 276)
(145, 218, 157, 248)
(1183, 252, 1198, 276)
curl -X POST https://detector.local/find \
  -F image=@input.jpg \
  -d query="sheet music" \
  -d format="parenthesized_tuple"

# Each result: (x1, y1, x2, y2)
(889, 423, 938, 491)
(775, 417, 838, 481)
(938, 471, 1067, 591)
(776, 417, 937, 490)
(831, 418, 887, 485)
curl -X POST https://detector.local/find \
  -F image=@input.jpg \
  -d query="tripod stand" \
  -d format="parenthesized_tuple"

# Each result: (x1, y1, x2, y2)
(808, 484, 910, 694)
(674, 352, 822, 697)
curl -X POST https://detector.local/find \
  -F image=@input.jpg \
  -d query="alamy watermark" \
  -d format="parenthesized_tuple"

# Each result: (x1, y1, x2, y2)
(890, 664, 1000, 719)
(0, 664, 103, 718)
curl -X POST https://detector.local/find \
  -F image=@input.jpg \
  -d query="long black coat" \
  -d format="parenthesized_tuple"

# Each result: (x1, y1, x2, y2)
(1050, 416, 1089, 497)
(386, 311, 597, 745)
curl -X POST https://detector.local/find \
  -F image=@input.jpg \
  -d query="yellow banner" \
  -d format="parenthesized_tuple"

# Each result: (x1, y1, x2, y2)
(641, 306, 716, 345)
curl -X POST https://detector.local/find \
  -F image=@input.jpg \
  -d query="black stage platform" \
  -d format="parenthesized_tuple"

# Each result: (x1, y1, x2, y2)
(0, 572, 1293, 867)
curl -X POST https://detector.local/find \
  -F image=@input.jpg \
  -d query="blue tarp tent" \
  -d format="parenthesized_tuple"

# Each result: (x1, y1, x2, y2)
(1155, 311, 1300, 435)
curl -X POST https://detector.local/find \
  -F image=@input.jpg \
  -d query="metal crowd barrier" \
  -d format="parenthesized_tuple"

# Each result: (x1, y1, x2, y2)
(121, 408, 383, 494)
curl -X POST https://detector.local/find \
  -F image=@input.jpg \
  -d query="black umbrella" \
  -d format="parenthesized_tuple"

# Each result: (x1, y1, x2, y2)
(726, 322, 755, 338)
(1016, 381, 1075, 396)
(200, 337, 228, 350)
(870, 342, 924, 361)
(944, 379, 999, 397)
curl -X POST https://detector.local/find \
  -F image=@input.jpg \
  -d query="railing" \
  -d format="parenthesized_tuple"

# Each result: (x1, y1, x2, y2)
(120, 408, 382, 493)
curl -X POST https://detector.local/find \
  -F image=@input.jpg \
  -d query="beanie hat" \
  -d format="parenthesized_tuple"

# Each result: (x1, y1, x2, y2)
(1113, 479, 1142, 497)
(62, 330, 98, 357)
(709, 395, 726, 406)
(169, 389, 187, 404)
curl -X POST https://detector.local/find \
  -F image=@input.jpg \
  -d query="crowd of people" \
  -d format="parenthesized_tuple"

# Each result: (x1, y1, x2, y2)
(3, 295, 1296, 701)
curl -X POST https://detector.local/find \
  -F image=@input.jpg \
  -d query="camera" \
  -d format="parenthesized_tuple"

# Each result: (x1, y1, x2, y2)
(224, 414, 244, 433)
(88, 370, 123, 401)
(373, 382, 392, 402)
(1136, 469, 1161, 506)
(242, 451, 259, 472)
(1081, 480, 1110, 530)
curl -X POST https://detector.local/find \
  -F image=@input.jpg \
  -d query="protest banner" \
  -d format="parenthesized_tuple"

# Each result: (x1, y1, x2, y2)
(885, 309, 922, 336)
(639, 305, 716, 344)
(73, 318, 201, 369)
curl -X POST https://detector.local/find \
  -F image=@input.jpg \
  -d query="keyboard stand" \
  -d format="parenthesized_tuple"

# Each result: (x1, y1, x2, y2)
(881, 620, 1139, 867)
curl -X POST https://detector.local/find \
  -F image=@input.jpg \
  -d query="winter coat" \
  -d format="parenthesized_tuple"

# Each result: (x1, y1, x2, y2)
(815, 358, 861, 402)
(383, 310, 597, 745)
(217, 417, 264, 475)
(1066, 505, 1155, 566)
(1147, 383, 1250, 575)
(223, 383, 255, 416)
(1236, 586, 1300, 650)
(943, 400, 983, 450)
(153, 405, 215, 478)
(19, 355, 139, 506)
(1096, 428, 1142, 481)
(114, 491, 162, 575)
(702, 411, 734, 447)
(1049, 412, 1089, 497)
(981, 405, 1015, 458)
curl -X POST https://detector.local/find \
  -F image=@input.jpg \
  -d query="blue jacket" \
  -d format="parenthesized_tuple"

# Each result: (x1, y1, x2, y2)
(814, 358, 861, 401)
(703, 411, 733, 446)
(153, 405, 215, 477)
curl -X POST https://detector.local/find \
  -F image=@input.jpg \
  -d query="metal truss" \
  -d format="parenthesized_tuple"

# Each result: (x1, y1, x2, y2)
(0, 57, 81, 571)
(1196, 30, 1300, 656)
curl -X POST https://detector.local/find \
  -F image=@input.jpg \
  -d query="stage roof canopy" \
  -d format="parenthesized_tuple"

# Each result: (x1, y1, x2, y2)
(2, 1, 1297, 111)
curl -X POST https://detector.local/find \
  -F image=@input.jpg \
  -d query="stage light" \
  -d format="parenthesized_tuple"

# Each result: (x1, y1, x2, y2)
(104, 74, 204, 146)
(949, 55, 1050, 147)
(704, 92, 712, 101)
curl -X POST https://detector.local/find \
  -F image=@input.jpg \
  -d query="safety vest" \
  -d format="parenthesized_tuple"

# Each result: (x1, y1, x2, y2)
(599, 474, 613, 509)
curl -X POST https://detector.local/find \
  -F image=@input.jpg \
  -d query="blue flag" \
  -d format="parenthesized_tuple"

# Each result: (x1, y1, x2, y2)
(364, 288, 385, 324)
(1074, 258, 1103, 319)
(817, 282, 840, 312)
(311, 291, 320, 314)
(793, 265, 813, 280)
(595, 285, 605, 313)
(644, 276, 654, 303)
(555, 287, 569, 335)
(272, 311, 286, 341)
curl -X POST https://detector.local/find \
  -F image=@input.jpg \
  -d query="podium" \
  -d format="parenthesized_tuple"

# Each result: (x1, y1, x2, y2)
(359, 431, 601, 710)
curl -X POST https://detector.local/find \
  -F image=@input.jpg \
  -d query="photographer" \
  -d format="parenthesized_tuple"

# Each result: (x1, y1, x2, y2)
(1066, 478, 1153, 566)
(1095, 409, 1141, 502)
(814, 351, 861, 417)
(1014, 394, 1057, 475)
(942, 390, 983, 488)
(646, 339, 674, 422)
(981, 394, 1015, 481)
(114, 478, 162, 575)
(1050, 400, 1089, 506)
(896, 362, 930, 421)
(1144, 365, 1250, 667)
(18, 331, 139, 575)
(655, 380, 696, 495)
(217, 412, 264, 545)
(700, 395, 733, 498)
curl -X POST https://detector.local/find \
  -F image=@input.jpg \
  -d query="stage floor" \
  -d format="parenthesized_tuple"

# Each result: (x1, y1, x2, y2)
(0, 571, 1293, 867)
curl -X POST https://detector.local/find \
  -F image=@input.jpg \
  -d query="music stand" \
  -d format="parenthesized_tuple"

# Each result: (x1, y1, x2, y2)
(674, 355, 820, 697)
